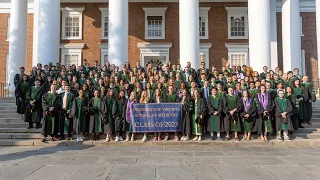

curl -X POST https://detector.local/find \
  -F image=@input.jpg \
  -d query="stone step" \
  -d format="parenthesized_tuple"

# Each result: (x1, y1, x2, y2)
(0, 133, 43, 139)
(0, 123, 28, 128)
(0, 128, 41, 133)
(294, 128, 319, 133)
(294, 133, 320, 139)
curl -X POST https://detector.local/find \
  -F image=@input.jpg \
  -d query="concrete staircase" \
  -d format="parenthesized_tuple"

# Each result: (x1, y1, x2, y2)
(1, 97, 320, 146)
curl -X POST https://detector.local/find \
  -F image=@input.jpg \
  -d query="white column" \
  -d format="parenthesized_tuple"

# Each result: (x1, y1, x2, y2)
(8, 0, 28, 90)
(248, 0, 271, 71)
(316, 0, 320, 90)
(179, 0, 200, 70)
(270, 0, 278, 70)
(282, 0, 301, 72)
(108, 0, 128, 67)
(33, 0, 61, 66)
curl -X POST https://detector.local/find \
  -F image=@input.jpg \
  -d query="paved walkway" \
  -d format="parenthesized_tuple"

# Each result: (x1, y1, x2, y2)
(1, 144, 320, 180)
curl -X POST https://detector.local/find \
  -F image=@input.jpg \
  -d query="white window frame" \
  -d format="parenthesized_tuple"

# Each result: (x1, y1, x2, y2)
(61, 7, 85, 40)
(98, 43, 108, 66)
(300, 16, 304, 36)
(6, 17, 10, 41)
(137, 42, 172, 67)
(99, 8, 108, 40)
(143, 7, 167, 40)
(301, 50, 306, 75)
(200, 43, 212, 68)
(199, 7, 211, 39)
(225, 7, 248, 39)
(60, 43, 85, 67)
(225, 43, 249, 66)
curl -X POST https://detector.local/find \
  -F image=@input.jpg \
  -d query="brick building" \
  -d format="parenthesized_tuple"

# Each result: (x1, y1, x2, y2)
(0, 0, 319, 90)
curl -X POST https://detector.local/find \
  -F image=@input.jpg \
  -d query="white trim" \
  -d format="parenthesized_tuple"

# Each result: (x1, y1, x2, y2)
(199, 43, 212, 68)
(137, 42, 172, 67)
(99, 7, 108, 40)
(225, 43, 249, 66)
(143, 7, 167, 40)
(6, 16, 10, 41)
(225, 7, 248, 39)
(98, 43, 108, 66)
(199, 7, 211, 39)
(300, 16, 304, 36)
(61, 7, 85, 40)
(60, 43, 85, 66)
(301, 50, 306, 75)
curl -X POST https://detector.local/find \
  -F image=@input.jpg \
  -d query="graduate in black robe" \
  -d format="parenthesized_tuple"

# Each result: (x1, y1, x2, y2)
(275, 90, 293, 142)
(292, 78, 309, 128)
(101, 88, 117, 142)
(24, 79, 43, 129)
(114, 90, 127, 142)
(59, 84, 75, 140)
(285, 86, 299, 130)
(16, 74, 30, 119)
(41, 84, 62, 142)
(190, 89, 208, 141)
(206, 88, 224, 140)
(302, 76, 316, 124)
(89, 90, 103, 141)
(14, 67, 25, 113)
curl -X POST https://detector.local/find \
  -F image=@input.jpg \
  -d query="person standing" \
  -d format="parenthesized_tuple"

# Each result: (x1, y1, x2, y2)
(60, 84, 75, 140)
(163, 85, 179, 141)
(114, 90, 127, 142)
(102, 89, 117, 142)
(124, 92, 137, 141)
(180, 89, 192, 141)
(275, 90, 293, 142)
(190, 89, 208, 141)
(301, 75, 316, 125)
(207, 88, 223, 140)
(25, 79, 43, 129)
(89, 90, 103, 141)
(238, 90, 256, 141)
(16, 74, 30, 120)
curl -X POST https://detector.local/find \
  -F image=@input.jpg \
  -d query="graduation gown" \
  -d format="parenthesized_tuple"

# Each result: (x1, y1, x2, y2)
(223, 94, 241, 133)
(24, 86, 43, 123)
(164, 93, 179, 102)
(102, 97, 117, 134)
(238, 98, 256, 132)
(115, 97, 127, 133)
(302, 82, 316, 120)
(206, 95, 223, 133)
(286, 93, 299, 130)
(180, 96, 192, 135)
(293, 86, 308, 121)
(70, 97, 90, 134)
(275, 97, 293, 131)
(190, 98, 208, 135)
(255, 93, 274, 134)
(16, 81, 30, 114)
(89, 97, 103, 134)
(41, 92, 61, 136)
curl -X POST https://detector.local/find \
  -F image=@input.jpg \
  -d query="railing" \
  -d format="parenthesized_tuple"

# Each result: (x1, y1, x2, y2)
(0, 83, 10, 98)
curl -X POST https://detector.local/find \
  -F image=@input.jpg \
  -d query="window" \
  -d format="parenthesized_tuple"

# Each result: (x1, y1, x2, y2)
(6, 17, 10, 41)
(199, 7, 210, 39)
(60, 43, 85, 67)
(200, 43, 212, 68)
(143, 7, 167, 39)
(226, 7, 248, 39)
(61, 7, 85, 40)
(99, 8, 108, 39)
(99, 43, 108, 66)
(225, 43, 249, 66)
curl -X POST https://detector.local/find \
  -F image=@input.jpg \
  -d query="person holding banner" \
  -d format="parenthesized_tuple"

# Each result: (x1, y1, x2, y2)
(180, 89, 191, 141)
(139, 90, 149, 142)
(151, 89, 163, 141)
(164, 85, 180, 141)
(207, 88, 223, 140)
(191, 89, 208, 141)
(124, 92, 137, 141)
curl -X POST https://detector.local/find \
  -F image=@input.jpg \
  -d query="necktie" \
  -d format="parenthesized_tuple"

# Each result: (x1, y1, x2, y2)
(63, 93, 68, 109)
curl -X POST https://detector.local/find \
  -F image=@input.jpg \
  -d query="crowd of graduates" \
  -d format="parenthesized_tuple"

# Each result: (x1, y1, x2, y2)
(14, 59, 317, 142)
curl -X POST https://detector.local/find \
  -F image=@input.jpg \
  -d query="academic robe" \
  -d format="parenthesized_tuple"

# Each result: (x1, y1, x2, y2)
(206, 95, 223, 133)
(238, 97, 256, 132)
(293, 86, 308, 122)
(70, 97, 90, 134)
(24, 86, 43, 123)
(254, 93, 274, 134)
(286, 93, 299, 130)
(179, 96, 192, 135)
(41, 92, 62, 136)
(302, 82, 316, 120)
(16, 81, 30, 114)
(190, 98, 208, 135)
(223, 94, 241, 133)
(60, 92, 76, 136)
(274, 97, 293, 131)
(102, 97, 117, 134)
(164, 93, 179, 103)
(115, 97, 127, 133)
(89, 97, 103, 134)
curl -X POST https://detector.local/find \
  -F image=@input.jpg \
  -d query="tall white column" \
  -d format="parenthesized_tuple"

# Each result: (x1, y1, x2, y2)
(316, 0, 320, 89)
(8, 0, 28, 90)
(270, 0, 278, 70)
(108, 0, 128, 67)
(282, 0, 301, 72)
(179, 0, 200, 70)
(248, 0, 271, 71)
(33, 0, 61, 66)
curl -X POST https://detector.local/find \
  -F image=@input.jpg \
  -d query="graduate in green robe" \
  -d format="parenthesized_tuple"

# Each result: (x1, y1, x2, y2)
(206, 88, 223, 140)
(238, 90, 256, 141)
(301, 75, 316, 124)
(25, 79, 43, 129)
(17, 74, 30, 119)
(223, 87, 241, 141)
(190, 89, 208, 141)
(275, 90, 293, 142)
(41, 84, 62, 142)
(102, 88, 117, 142)
(71, 89, 90, 142)
(89, 90, 103, 141)
(285, 86, 299, 130)
(292, 78, 308, 128)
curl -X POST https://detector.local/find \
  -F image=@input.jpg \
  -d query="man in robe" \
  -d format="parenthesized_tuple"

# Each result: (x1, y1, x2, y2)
(25, 79, 43, 129)
(60, 84, 75, 140)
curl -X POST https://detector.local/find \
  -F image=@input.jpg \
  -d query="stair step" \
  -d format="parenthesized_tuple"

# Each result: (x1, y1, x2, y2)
(294, 128, 319, 133)
(0, 128, 41, 133)
(0, 123, 28, 128)
(0, 133, 43, 139)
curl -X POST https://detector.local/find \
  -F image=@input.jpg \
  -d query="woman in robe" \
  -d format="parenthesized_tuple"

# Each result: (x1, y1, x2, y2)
(206, 88, 223, 140)
(114, 90, 127, 142)
(71, 89, 90, 142)
(17, 74, 30, 119)
(223, 87, 241, 141)
(25, 79, 43, 129)
(275, 89, 293, 142)
(180, 89, 192, 141)
(123, 91, 137, 141)
(292, 78, 308, 128)
(139, 90, 149, 142)
(238, 90, 256, 141)
(256, 85, 273, 142)
(286, 86, 299, 130)
(102, 88, 117, 142)
(190, 89, 208, 141)
(89, 90, 103, 141)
